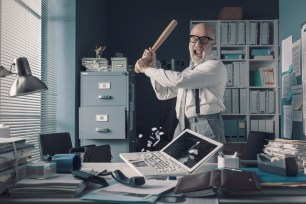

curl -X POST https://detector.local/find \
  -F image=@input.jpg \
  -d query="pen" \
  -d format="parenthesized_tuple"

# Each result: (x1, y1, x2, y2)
(219, 151, 225, 158)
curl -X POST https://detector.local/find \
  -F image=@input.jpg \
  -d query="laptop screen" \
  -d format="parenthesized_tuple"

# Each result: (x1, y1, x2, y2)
(161, 129, 223, 171)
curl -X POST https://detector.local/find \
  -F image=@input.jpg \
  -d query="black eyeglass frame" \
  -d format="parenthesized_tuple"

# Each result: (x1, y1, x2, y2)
(189, 35, 214, 44)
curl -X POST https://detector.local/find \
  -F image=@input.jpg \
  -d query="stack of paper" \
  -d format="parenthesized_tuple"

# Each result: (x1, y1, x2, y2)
(9, 173, 87, 198)
(82, 179, 177, 203)
(0, 137, 34, 194)
(263, 139, 306, 170)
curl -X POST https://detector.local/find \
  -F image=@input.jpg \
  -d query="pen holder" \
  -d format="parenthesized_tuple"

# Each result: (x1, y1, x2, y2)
(52, 154, 82, 173)
(218, 155, 239, 169)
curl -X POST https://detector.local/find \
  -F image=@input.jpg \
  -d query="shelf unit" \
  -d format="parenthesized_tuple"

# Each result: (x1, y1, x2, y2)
(190, 20, 279, 142)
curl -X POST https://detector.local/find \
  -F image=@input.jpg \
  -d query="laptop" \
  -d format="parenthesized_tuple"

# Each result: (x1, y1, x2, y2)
(120, 129, 223, 178)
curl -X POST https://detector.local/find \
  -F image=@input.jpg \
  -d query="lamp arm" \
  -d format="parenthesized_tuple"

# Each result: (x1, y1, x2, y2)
(0, 64, 16, 77)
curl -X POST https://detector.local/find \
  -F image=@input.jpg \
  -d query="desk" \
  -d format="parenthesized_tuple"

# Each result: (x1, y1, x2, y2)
(1, 163, 306, 204)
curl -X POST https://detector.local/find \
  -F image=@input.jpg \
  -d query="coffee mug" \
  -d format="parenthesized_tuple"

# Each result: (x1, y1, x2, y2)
(52, 154, 82, 173)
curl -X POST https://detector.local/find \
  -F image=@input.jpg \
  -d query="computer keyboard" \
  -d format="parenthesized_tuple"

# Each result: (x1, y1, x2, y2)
(141, 152, 185, 173)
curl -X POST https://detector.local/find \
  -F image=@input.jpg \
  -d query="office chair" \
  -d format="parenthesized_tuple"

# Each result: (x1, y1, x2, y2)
(39, 132, 73, 161)
(39, 132, 112, 162)
(241, 131, 273, 167)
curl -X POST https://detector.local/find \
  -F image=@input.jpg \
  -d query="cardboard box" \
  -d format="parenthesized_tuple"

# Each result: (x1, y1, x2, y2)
(217, 7, 242, 20)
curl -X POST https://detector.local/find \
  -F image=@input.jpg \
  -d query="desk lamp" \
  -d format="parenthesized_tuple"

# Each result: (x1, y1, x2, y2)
(0, 57, 48, 97)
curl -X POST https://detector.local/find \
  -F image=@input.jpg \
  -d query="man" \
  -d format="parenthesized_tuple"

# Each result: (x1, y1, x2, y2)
(135, 23, 227, 161)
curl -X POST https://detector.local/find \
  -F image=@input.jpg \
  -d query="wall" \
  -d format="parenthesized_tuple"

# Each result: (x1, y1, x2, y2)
(75, 0, 279, 146)
(279, 0, 306, 140)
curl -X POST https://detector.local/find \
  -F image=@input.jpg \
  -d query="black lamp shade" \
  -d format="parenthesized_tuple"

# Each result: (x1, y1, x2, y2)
(9, 57, 48, 97)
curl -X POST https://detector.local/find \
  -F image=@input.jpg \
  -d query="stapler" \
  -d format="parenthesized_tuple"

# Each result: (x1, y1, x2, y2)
(257, 153, 298, 176)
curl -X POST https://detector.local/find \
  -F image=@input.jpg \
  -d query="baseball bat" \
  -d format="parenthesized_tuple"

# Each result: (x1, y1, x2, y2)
(151, 19, 178, 51)
(135, 20, 178, 73)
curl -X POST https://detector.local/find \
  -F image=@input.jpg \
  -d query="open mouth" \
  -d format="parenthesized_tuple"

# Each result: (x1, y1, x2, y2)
(193, 50, 203, 59)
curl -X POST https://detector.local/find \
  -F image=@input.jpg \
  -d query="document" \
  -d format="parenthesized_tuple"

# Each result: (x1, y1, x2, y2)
(283, 105, 293, 139)
(292, 39, 301, 77)
(291, 85, 303, 122)
(281, 35, 292, 73)
(82, 179, 178, 203)
(282, 72, 297, 99)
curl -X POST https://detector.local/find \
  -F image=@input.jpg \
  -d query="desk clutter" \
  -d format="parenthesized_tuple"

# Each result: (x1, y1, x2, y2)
(82, 57, 128, 72)
(0, 136, 34, 195)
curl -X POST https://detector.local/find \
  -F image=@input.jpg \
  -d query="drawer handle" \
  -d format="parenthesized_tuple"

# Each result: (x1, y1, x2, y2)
(96, 128, 111, 133)
(98, 95, 112, 99)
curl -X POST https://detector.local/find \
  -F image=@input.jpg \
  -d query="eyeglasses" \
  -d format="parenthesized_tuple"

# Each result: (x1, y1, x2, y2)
(189, 35, 214, 44)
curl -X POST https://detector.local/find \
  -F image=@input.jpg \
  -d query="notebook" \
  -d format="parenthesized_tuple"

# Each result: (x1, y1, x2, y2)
(120, 129, 223, 178)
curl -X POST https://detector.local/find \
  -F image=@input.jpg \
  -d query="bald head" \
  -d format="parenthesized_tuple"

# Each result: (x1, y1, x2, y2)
(190, 23, 214, 39)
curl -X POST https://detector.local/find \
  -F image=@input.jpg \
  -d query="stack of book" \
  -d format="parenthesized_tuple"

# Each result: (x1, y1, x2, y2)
(263, 139, 306, 171)
(9, 173, 87, 198)
(0, 137, 34, 194)
(250, 67, 274, 87)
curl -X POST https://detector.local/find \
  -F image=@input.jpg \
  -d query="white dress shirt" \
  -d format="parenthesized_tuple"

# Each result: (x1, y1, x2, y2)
(145, 59, 227, 119)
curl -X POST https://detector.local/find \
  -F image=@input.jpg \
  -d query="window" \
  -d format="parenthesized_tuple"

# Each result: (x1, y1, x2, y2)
(0, 0, 57, 161)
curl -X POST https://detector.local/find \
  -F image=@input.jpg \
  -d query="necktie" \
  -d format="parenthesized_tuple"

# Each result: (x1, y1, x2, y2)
(178, 89, 187, 132)
(178, 63, 195, 132)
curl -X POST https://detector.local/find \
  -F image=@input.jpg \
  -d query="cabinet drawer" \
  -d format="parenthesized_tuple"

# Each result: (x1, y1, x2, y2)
(79, 107, 126, 139)
(81, 75, 127, 106)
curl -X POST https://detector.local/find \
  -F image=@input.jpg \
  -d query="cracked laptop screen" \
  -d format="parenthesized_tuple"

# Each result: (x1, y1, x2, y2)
(162, 131, 217, 169)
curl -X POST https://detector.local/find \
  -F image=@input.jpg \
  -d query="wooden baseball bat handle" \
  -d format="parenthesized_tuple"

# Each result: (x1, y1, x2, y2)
(151, 20, 178, 51)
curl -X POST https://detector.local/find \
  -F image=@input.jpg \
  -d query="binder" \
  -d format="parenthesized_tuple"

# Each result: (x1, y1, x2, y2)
(261, 22, 269, 45)
(259, 91, 266, 113)
(224, 89, 232, 114)
(221, 22, 229, 45)
(258, 120, 266, 132)
(268, 90, 275, 113)
(229, 22, 237, 44)
(224, 120, 231, 141)
(239, 89, 247, 114)
(232, 89, 240, 114)
(239, 62, 247, 87)
(230, 120, 238, 142)
(250, 22, 258, 45)
(233, 62, 240, 87)
(250, 90, 258, 114)
(226, 63, 233, 87)
(237, 120, 246, 142)
(237, 22, 246, 45)
(265, 119, 274, 133)
(251, 120, 259, 131)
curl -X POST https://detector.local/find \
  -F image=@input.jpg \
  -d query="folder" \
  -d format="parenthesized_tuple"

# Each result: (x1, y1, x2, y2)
(250, 90, 258, 114)
(230, 120, 238, 142)
(239, 89, 247, 114)
(251, 120, 259, 131)
(265, 119, 274, 133)
(239, 62, 247, 87)
(237, 22, 246, 45)
(237, 120, 246, 142)
(229, 22, 237, 44)
(250, 22, 258, 45)
(224, 120, 231, 142)
(259, 91, 266, 113)
(226, 63, 233, 87)
(260, 22, 269, 45)
(221, 22, 229, 45)
(224, 89, 232, 114)
(268, 90, 275, 113)
(232, 89, 239, 114)
(233, 62, 240, 87)
(258, 120, 266, 132)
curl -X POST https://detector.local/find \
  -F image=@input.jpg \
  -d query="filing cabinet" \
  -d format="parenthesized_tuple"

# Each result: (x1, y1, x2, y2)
(79, 71, 135, 162)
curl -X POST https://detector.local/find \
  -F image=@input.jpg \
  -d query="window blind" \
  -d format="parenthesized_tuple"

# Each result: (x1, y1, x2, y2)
(0, 0, 57, 161)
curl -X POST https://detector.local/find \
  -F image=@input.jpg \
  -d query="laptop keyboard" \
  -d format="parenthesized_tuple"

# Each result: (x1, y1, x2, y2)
(140, 152, 185, 173)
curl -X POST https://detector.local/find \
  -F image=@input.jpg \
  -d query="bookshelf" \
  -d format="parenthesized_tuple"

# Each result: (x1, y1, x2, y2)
(190, 20, 279, 142)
